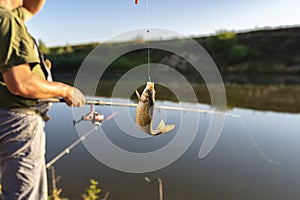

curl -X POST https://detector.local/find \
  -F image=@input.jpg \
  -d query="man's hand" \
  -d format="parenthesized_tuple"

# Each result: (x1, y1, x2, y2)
(63, 87, 86, 107)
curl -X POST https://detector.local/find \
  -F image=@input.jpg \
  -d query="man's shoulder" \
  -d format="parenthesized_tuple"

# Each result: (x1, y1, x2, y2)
(0, 9, 14, 33)
(0, 7, 23, 29)
(0, 8, 26, 34)
(0, 7, 14, 21)
(0, 6, 26, 22)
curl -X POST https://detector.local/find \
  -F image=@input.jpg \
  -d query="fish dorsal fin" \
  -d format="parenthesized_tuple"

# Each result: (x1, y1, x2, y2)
(156, 119, 175, 134)
(135, 90, 141, 100)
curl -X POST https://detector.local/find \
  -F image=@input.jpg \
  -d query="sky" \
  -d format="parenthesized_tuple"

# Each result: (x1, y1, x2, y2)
(26, 0, 300, 47)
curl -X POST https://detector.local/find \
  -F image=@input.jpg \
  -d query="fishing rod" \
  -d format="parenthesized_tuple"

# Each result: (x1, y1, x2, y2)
(155, 105, 240, 118)
(39, 98, 240, 118)
(45, 99, 118, 168)
(43, 96, 239, 168)
(46, 127, 96, 169)
(46, 111, 117, 169)
(39, 98, 138, 107)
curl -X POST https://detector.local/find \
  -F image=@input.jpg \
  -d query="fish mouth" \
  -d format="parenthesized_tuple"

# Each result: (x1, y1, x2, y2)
(146, 82, 155, 90)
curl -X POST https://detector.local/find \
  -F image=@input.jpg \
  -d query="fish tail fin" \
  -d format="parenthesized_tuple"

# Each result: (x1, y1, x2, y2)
(156, 119, 175, 134)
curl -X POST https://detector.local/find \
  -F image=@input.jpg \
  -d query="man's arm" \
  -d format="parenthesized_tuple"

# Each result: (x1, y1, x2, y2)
(22, 0, 46, 21)
(3, 63, 85, 107)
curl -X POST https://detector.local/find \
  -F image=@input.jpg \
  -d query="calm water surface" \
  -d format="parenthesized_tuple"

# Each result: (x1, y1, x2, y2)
(45, 98, 300, 200)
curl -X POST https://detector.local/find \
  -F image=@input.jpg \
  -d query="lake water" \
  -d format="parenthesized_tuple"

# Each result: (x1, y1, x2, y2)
(45, 97, 300, 200)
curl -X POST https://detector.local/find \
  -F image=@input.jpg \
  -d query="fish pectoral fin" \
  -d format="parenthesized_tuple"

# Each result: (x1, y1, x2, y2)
(156, 119, 175, 134)
(135, 90, 141, 100)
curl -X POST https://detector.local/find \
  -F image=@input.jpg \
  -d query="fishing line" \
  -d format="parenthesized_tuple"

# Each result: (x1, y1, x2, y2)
(146, 0, 151, 81)
(238, 117, 280, 166)
(147, 32, 151, 82)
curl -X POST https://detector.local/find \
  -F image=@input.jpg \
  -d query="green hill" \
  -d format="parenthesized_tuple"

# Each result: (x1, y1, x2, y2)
(44, 26, 300, 84)
(41, 26, 300, 113)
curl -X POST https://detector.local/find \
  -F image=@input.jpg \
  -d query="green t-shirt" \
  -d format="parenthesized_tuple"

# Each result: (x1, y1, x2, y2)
(0, 3, 46, 108)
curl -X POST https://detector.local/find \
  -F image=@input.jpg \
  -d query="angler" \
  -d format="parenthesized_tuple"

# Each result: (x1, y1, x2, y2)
(135, 82, 175, 136)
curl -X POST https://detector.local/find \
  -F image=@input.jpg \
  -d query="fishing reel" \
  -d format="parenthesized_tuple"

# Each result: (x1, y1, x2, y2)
(73, 104, 104, 126)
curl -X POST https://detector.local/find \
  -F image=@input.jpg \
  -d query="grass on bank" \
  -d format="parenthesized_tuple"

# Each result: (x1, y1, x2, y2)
(0, 179, 102, 200)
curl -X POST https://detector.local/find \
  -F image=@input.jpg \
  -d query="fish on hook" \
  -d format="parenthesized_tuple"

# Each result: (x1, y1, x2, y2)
(135, 82, 175, 136)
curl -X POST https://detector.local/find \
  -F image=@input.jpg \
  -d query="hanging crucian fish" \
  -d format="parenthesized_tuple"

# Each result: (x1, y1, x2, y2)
(135, 0, 138, 4)
(135, 82, 175, 136)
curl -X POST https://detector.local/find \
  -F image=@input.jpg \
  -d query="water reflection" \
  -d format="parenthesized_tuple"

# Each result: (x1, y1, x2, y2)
(45, 99, 300, 200)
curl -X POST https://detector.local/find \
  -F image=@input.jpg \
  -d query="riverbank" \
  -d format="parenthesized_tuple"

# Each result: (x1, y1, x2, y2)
(45, 26, 300, 114)
(45, 26, 300, 79)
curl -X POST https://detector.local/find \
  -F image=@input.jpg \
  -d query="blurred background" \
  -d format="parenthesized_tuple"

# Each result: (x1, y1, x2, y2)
(23, 0, 300, 199)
